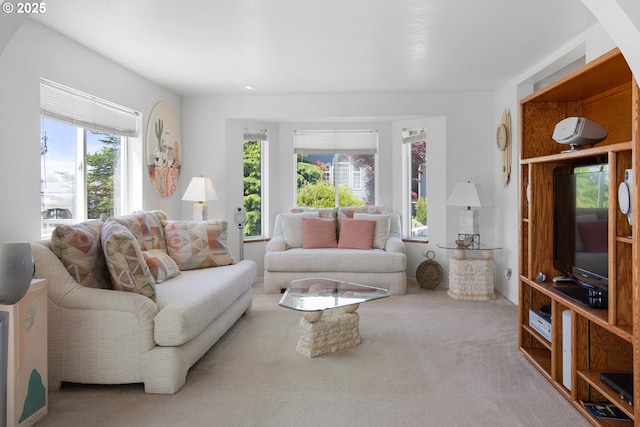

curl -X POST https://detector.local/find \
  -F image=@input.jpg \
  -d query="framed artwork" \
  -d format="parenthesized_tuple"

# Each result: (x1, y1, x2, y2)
(146, 101, 181, 197)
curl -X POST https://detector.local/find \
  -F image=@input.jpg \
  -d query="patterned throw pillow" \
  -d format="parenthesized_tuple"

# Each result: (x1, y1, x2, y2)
(51, 220, 111, 289)
(142, 249, 181, 283)
(111, 210, 168, 252)
(163, 219, 235, 270)
(101, 220, 157, 299)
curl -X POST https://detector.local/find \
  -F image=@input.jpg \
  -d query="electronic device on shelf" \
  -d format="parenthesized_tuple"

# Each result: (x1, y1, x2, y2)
(600, 372, 634, 405)
(552, 117, 608, 151)
(553, 161, 609, 308)
(529, 309, 551, 342)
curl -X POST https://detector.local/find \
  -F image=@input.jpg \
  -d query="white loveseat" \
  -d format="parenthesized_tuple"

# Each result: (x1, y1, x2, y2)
(264, 207, 407, 294)
(32, 211, 256, 394)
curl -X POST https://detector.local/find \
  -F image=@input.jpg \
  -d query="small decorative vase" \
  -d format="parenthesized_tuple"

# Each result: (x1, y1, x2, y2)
(0, 242, 34, 305)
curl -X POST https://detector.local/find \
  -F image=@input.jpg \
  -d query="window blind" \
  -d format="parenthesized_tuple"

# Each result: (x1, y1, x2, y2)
(402, 127, 426, 144)
(293, 130, 378, 154)
(40, 79, 139, 137)
(243, 128, 268, 141)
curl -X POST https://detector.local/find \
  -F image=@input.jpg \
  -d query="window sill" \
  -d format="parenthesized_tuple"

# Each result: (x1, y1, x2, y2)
(244, 237, 269, 243)
(403, 238, 430, 244)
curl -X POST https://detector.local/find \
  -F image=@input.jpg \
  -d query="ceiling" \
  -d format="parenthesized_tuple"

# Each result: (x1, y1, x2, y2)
(30, 0, 597, 96)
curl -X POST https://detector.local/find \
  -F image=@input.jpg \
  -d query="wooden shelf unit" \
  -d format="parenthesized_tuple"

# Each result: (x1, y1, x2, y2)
(518, 48, 640, 426)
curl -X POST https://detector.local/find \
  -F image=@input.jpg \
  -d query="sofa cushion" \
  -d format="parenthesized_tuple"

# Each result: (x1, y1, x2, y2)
(153, 261, 256, 346)
(111, 210, 168, 252)
(280, 212, 320, 248)
(142, 249, 181, 283)
(353, 213, 390, 249)
(337, 205, 387, 220)
(301, 217, 338, 249)
(265, 248, 407, 273)
(338, 218, 376, 249)
(51, 220, 111, 289)
(289, 207, 336, 219)
(163, 219, 234, 270)
(102, 220, 157, 299)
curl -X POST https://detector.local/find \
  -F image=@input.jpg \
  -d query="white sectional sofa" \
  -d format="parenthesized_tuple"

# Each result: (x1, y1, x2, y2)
(264, 207, 407, 294)
(32, 211, 256, 394)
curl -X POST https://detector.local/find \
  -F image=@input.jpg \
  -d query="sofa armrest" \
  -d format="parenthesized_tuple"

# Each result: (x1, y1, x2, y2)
(266, 236, 287, 252)
(385, 236, 406, 254)
(32, 242, 158, 321)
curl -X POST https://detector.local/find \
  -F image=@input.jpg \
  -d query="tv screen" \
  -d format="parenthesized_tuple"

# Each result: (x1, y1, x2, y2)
(554, 162, 609, 291)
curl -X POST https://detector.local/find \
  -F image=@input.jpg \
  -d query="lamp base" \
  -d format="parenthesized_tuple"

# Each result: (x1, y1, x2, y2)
(458, 209, 479, 234)
(192, 202, 208, 221)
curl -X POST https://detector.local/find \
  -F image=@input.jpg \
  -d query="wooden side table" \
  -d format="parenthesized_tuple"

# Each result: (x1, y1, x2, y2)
(437, 244, 500, 301)
(1, 279, 48, 427)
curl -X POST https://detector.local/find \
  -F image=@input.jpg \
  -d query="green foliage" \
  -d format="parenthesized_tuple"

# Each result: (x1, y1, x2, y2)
(575, 173, 609, 208)
(297, 182, 365, 208)
(413, 197, 427, 225)
(86, 134, 120, 219)
(243, 140, 261, 236)
(296, 158, 323, 188)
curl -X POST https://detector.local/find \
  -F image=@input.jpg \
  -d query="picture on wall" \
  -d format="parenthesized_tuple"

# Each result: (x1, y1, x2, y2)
(146, 101, 182, 197)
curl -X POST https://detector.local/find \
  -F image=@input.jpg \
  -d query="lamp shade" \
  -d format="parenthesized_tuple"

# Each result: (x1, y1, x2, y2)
(446, 182, 481, 208)
(182, 176, 218, 202)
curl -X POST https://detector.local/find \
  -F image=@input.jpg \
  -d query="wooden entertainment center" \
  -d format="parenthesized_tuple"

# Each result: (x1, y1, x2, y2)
(519, 48, 639, 425)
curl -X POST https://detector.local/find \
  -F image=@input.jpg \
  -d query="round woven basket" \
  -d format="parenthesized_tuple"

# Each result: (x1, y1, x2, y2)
(416, 251, 443, 290)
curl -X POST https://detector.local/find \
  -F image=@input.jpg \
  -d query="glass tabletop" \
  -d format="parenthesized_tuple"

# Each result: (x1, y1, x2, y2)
(437, 243, 502, 251)
(278, 278, 389, 312)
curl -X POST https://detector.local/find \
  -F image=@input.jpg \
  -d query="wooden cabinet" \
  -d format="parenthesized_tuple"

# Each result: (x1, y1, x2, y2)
(518, 48, 640, 425)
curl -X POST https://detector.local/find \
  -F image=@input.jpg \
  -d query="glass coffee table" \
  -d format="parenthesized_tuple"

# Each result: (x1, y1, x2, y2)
(279, 278, 389, 357)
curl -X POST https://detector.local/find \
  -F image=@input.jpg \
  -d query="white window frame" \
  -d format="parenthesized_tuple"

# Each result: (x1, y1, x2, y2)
(40, 79, 140, 238)
(293, 130, 378, 207)
(403, 127, 428, 240)
(243, 129, 268, 240)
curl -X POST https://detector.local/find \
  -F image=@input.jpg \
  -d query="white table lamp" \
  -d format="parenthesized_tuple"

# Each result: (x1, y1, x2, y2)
(447, 181, 481, 235)
(182, 176, 218, 220)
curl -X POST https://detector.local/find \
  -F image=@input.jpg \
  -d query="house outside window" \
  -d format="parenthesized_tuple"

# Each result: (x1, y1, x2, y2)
(403, 127, 427, 238)
(243, 129, 268, 238)
(40, 79, 139, 238)
(294, 130, 377, 208)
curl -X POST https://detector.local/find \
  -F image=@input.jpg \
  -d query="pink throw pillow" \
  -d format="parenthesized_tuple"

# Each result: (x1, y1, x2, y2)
(338, 218, 376, 249)
(301, 217, 338, 249)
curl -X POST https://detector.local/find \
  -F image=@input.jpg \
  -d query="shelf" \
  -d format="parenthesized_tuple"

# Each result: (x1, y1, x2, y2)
(520, 141, 632, 165)
(578, 370, 635, 420)
(518, 47, 638, 425)
(520, 347, 552, 379)
(521, 277, 632, 343)
(521, 324, 552, 351)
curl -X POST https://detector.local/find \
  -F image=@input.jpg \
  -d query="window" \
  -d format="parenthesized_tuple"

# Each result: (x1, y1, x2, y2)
(294, 130, 377, 208)
(243, 129, 267, 238)
(40, 79, 139, 238)
(403, 127, 427, 238)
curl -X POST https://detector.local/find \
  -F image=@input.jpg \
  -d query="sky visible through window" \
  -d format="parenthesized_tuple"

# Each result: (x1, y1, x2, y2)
(42, 117, 107, 176)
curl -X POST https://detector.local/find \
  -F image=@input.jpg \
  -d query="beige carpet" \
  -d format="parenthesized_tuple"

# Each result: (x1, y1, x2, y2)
(37, 282, 589, 427)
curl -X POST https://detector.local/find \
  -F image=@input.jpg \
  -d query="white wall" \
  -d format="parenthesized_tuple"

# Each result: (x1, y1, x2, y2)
(0, 19, 182, 242)
(182, 92, 495, 282)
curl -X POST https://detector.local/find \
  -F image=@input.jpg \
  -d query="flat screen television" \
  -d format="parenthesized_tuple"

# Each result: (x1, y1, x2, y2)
(553, 161, 609, 307)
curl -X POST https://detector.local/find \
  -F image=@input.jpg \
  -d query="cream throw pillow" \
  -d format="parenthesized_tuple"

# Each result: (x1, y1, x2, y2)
(280, 212, 320, 248)
(354, 213, 391, 249)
